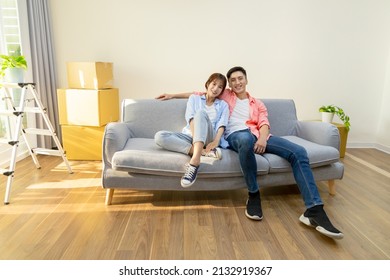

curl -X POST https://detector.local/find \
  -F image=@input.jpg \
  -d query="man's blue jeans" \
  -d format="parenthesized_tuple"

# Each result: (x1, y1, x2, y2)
(226, 129, 323, 209)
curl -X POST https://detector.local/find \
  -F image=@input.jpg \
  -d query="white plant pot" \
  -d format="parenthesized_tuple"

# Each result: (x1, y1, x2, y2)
(321, 112, 335, 123)
(4, 68, 25, 83)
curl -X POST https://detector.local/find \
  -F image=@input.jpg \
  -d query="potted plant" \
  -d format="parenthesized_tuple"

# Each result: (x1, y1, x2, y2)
(319, 105, 350, 158)
(0, 53, 28, 83)
(319, 105, 350, 131)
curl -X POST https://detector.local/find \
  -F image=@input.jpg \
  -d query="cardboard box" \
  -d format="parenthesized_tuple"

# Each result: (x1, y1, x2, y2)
(62, 125, 105, 160)
(57, 88, 119, 127)
(67, 62, 113, 89)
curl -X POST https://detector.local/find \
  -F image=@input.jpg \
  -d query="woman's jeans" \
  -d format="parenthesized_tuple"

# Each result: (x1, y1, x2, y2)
(155, 110, 215, 154)
(226, 129, 323, 208)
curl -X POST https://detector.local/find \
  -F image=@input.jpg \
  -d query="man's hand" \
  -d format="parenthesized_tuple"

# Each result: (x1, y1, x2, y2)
(254, 138, 267, 154)
(155, 93, 173, 100)
(254, 125, 269, 154)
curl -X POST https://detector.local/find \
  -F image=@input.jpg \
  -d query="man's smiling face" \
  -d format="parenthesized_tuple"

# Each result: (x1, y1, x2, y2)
(228, 71, 247, 95)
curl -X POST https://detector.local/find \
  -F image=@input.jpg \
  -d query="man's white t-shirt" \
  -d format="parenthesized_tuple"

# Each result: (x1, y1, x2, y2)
(225, 98, 250, 137)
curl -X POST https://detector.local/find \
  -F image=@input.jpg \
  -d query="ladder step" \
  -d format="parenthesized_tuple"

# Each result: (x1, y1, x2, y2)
(0, 110, 23, 116)
(1, 169, 14, 176)
(32, 148, 63, 156)
(0, 82, 33, 89)
(19, 107, 45, 114)
(24, 128, 53, 136)
(0, 139, 18, 145)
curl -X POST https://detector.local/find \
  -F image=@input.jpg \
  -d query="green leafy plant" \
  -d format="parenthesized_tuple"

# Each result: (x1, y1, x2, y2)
(0, 54, 28, 79)
(319, 105, 351, 131)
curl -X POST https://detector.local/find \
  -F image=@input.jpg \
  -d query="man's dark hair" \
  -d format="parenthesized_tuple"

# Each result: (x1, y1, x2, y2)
(226, 66, 247, 79)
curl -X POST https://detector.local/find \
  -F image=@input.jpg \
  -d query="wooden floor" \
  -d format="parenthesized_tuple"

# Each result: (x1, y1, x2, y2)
(0, 148, 389, 260)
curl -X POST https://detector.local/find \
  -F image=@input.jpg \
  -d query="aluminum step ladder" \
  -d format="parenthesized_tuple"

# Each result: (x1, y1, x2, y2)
(0, 82, 73, 204)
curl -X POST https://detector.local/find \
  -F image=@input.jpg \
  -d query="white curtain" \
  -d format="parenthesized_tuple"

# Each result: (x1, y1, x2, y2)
(26, 0, 60, 147)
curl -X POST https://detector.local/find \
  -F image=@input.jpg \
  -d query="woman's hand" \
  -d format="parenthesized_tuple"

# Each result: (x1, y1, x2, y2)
(204, 141, 219, 153)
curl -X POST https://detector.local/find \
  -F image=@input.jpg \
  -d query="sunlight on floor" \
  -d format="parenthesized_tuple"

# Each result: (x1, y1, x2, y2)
(26, 178, 101, 189)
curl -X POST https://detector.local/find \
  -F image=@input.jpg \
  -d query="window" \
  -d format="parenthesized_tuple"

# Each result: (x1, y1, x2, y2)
(0, 0, 31, 167)
(0, 0, 22, 55)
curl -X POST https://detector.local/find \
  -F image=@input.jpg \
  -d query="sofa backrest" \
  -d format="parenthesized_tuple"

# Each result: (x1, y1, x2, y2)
(122, 99, 187, 138)
(121, 98, 298, 138)
(263, 99, 298, 136)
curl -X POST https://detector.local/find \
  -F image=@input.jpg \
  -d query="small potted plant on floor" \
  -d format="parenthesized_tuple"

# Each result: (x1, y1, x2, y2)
(319, 105, 351, 131)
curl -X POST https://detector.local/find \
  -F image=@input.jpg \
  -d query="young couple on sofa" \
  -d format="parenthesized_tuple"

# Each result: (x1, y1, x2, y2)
(154, 66, 344, 240)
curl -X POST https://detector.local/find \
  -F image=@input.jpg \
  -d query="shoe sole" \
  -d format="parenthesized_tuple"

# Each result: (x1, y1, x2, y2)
(181, 177, 196, 188)
(245, 210, 263, 221)
(245, 199, 263, 221)
(299, 215, 344, 239)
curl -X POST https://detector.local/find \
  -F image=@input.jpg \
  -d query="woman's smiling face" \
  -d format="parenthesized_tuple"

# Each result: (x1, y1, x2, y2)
(206, 78, 225, 99)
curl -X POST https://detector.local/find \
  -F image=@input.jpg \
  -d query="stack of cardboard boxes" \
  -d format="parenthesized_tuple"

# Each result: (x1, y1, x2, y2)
(57, 62, 119, 160)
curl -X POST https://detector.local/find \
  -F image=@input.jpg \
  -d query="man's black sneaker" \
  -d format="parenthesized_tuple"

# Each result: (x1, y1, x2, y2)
(245, 194, 263, 221)
(299, 205, 344, 239)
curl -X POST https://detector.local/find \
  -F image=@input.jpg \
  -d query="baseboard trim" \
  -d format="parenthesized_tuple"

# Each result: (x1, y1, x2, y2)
(374, 143, 390, 154)
(347, 142, 390, 154)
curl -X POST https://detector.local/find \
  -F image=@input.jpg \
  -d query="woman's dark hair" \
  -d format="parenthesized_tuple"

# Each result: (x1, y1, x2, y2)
(205, 73, 227, 92)
(226, 66, 247, 79)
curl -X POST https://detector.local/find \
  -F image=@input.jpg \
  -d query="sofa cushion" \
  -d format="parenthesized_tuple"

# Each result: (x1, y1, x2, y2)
(111, 138, 270, 177)
(262, 136, 340, 173)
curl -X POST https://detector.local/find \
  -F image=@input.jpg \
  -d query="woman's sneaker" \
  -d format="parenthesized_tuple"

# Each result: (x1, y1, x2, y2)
(202, 148, 222, 160)
(181, 163, 199, 188)
(299, 205, 344, 239)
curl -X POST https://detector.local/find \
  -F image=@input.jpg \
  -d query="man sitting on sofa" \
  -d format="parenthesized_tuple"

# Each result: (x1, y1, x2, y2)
(156, 66, 344, 240)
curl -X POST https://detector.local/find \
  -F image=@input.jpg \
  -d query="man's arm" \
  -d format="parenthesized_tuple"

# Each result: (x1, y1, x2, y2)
(155, 92, 192, 100)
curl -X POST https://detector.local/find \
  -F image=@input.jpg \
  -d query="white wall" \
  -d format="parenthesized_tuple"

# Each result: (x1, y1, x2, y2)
(49, 0, 390, 151)
(376, 47, 390, 152)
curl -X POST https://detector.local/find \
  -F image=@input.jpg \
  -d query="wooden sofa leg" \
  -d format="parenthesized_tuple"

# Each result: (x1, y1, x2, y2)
(328, 180, 336, 196)
(105, 189, 114, 205)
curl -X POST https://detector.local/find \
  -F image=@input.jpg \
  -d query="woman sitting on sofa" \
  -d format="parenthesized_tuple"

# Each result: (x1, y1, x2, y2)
(154, 73, 229, 188)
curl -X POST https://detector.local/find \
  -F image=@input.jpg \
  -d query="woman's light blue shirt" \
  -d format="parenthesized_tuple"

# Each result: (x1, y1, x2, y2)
(182, 93, 229, 148)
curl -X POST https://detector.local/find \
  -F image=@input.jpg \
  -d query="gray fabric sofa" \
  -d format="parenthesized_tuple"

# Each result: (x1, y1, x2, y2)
(102, 98, 344, 205)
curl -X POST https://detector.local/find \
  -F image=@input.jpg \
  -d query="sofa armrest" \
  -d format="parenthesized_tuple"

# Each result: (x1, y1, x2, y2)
(103, 122, 134, 166)
(296, 121, 340, 150)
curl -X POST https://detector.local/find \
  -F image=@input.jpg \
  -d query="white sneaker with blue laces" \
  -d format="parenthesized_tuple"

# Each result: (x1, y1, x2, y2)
(181, 163, 199, 188)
